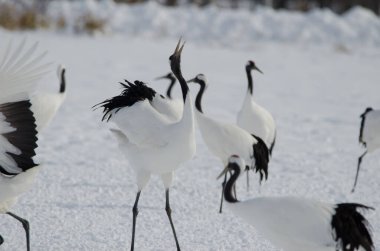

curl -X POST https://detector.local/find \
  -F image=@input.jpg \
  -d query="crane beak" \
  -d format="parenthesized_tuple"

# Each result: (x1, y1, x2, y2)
(155, 75, 167, 80)
(254, 66, 263, 74)
(173, 38, 185, 57)
(187, 78, 196, 83)
(217, 166, 229, 180)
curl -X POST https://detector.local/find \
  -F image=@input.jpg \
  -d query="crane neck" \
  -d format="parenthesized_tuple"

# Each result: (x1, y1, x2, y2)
(59, 69, 66, 93)
(224, 164, 240, 203)
(173, 73, 189, 103)
(166, 77, 176, 99)
(195, 80, 206, 113)
(246, 66, 253, 96)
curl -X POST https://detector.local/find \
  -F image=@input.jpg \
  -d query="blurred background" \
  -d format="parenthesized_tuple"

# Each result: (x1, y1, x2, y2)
(0, 0, 379, 34)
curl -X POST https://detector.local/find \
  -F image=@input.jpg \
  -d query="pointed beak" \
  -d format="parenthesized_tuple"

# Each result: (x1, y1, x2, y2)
(155, 75, 167, 81)
(217, 166, 229, 180)
(254, 65, 263, 74)
(173, 38, 185, 57)
(187, 78, 196, 83)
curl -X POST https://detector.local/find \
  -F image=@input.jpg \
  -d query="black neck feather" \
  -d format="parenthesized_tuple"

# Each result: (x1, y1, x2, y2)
(194, 80, 206, 113)
(224, 164, 240, 203)
(166, 77, 176, 99)
(59, 69, 66, 93)
(246, 66, 253, 95)
(172, 72, 188, 103)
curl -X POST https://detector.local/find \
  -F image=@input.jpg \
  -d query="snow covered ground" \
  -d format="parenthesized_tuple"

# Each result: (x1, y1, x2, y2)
(0, 5, 379, 250)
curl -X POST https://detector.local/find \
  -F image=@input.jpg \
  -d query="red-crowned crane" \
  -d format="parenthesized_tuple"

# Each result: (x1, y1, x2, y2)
(220, 155, 374, 251)
(237, 61, 276, 155)
(94, 39, 195, 251)
(187, 74, 269, 213)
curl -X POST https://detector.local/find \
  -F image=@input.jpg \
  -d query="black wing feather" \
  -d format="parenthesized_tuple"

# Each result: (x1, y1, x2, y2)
(251, 134, 270, 183)
(0, 100, 38, 175)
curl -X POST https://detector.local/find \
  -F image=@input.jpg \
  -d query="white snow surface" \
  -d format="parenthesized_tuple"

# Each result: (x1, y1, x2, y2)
(0, 30, 379, 250)
(39, 0, 380, 48)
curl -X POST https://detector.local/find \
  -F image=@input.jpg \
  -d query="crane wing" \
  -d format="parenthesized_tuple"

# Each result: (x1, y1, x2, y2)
(95, 81, 173, 148)
(0, 38, 51, 103)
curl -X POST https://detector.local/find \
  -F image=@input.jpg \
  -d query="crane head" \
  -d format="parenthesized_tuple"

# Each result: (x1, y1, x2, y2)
(246, 60, 263, 74)
(169, 38, 185, 77)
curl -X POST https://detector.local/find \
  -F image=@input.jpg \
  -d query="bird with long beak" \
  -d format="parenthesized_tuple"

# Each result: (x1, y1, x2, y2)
(187, 74, 269, 213)
(237, 60, 276, 156)
(218, 155, 374, 251)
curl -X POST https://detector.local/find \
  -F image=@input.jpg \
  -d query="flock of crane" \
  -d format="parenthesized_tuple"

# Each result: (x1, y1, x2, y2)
(0, 37, 379, 251)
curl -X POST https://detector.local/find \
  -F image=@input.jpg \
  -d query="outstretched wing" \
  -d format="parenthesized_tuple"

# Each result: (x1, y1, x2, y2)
(0, 100, 38, 175)
(0, 39, 50, 175)
(0, 38, 51, 103)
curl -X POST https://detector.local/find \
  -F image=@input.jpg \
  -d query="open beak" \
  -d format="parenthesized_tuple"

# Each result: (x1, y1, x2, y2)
(173, 38, 185, 57)
(254, 65, 263, 74)
(217, 166, 229, 180)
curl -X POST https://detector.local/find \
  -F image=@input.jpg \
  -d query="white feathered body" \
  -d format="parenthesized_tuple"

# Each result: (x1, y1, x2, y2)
(31, 92, 65, 132)
(152, 96, 183, 122)
(227, 196, 336, 251)
(0, 167, 41, 213)
(362, 110, 380, 153)
(195, 110, 256, 167)
(237, 93, 276, 149)
(110, 95, 195, 188)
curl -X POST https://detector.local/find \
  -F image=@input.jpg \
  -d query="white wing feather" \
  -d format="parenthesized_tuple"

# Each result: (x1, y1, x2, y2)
(0, 38, 51, 103)
(110, 97, 172, 148)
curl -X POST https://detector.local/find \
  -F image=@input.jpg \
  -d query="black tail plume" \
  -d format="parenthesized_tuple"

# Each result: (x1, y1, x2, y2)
(251, 134, 270, 183)
(332, 203, 374, 251)
(93, 80, 156, 122)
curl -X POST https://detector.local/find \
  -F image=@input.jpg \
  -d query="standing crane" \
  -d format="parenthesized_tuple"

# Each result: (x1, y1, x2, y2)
(237, 60, 276, 155)
(95, 39, 195, 251)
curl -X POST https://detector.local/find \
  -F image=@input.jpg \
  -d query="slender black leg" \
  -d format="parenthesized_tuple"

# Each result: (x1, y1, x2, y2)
(219, 172, 227, 214)
(7, 212, 30, 251)
(131, 191, 141, 251)
(0, 234, 4, 245)
(351, 151, 367, 193)
(245, 166, 250, 192)
(165, 189, 181, 251)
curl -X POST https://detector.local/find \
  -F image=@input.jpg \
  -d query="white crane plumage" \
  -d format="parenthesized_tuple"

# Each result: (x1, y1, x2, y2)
(0, 39, 51, 251)
(237, 61, 276, 155)
(219, 155, 374, 251)
(30, 65, 66, 132)
(154, 72, 183, 121)
(95, 40, 195, 251)
(352, 107, 380, 192)
(187, 74, 269, 213)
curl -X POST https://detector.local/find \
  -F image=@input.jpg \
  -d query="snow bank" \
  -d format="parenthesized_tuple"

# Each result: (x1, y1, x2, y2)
(43, 0, 380, 47)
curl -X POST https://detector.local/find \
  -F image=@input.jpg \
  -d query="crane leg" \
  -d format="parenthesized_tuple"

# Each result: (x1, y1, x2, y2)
(7, 212, 30, 251)
(219, 172, 227, 213)
(246, 169, 250, 192)
(131, 191, 141, 251)
(351, 151, 367, 193)
(165, 189, 181, 251)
